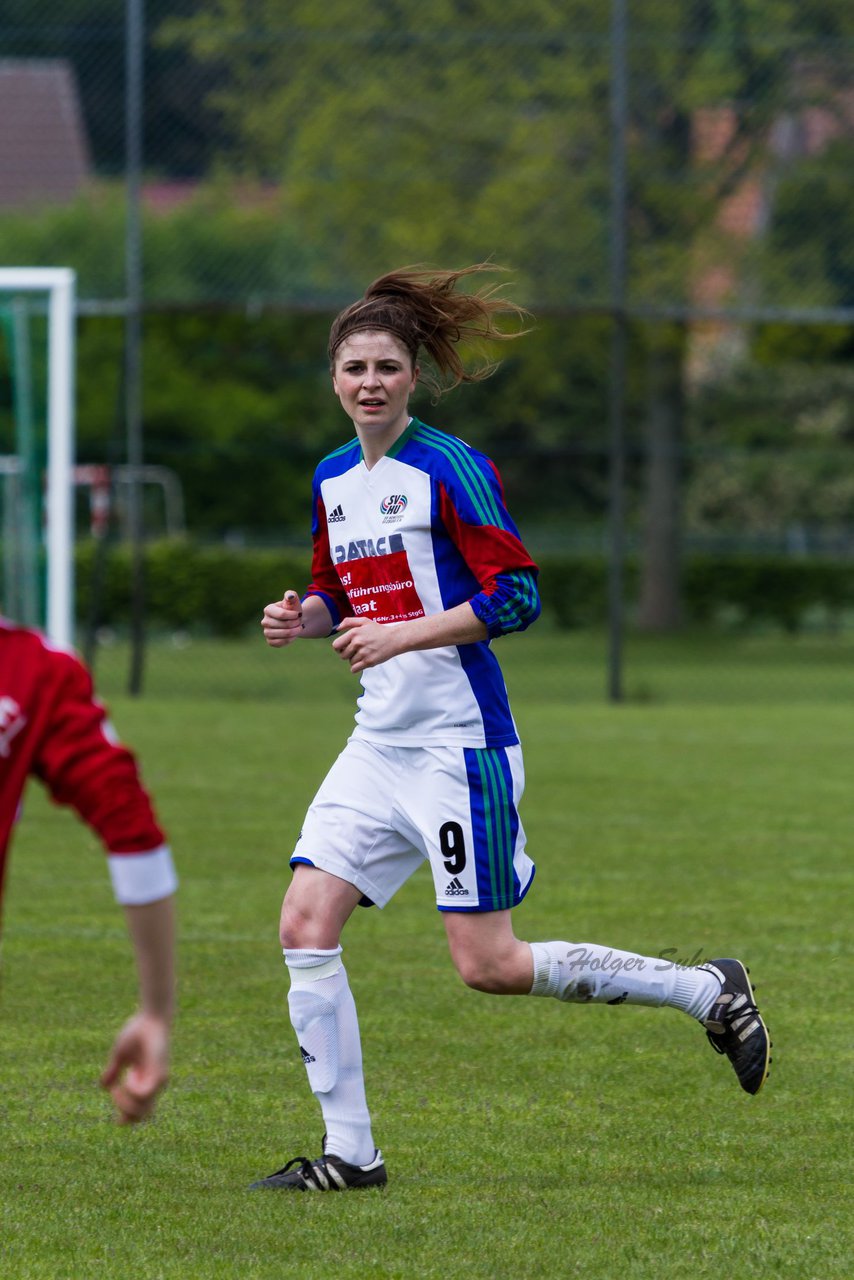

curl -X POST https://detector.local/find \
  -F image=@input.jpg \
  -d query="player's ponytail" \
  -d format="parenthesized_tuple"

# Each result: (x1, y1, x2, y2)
(328, 264, 530, 397)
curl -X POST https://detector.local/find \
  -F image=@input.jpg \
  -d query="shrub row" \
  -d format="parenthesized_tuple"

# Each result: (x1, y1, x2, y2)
(75, 540, 854, 636)
(537, 551, 854, 632)
(76, 540, 312, 638)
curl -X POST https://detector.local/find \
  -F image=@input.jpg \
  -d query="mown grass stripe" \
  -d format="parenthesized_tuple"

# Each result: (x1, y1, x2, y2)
(4, 631, 849, 1280)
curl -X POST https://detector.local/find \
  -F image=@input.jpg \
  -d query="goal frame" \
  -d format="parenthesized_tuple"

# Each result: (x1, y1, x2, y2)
(0, 267, 76, 647)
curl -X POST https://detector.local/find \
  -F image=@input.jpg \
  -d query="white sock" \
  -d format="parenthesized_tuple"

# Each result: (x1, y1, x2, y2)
(284, 947, 376, 1167)
(528, 940, 719, 1021)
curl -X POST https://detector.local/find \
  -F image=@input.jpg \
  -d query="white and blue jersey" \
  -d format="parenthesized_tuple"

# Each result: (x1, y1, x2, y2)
(305, 417, 541, 749)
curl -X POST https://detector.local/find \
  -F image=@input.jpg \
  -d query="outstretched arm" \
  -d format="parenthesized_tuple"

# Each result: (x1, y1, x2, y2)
(27, 644, 178, 1123)
(100, 894, 176, 1124)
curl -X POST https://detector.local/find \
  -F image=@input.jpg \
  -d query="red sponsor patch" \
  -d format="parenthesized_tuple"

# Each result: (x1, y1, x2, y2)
(337, 550, 425, 624)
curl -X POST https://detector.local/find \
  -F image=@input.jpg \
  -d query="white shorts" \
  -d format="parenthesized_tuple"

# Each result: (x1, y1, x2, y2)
(290, 737, 535, 912)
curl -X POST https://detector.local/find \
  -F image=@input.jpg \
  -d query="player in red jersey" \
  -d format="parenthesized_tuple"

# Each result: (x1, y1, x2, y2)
(0, 614, 177, 1123)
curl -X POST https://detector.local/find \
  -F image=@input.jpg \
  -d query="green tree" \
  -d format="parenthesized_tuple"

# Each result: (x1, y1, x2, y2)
(160, 2, 854, 618)
(624, 1, 854, 625)
(160, 1, 610, 303)
(753, 137, 854, 363)
(685, 362, 854, 537)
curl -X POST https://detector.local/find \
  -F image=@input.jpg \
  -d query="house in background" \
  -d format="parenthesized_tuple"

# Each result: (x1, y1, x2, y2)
(690, 77, 854, 377)
(0, 59, 91, 209)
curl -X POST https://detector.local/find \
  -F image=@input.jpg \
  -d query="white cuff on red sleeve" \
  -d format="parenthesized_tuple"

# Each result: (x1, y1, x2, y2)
(107, 844, 178, 905)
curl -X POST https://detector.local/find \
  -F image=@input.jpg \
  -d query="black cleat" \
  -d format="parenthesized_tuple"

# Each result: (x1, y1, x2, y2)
(701, 958, 771, 1095)
(249, 1148, 387, 1191)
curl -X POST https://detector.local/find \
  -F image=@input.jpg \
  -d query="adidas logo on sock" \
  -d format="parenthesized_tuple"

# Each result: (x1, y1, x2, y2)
(327, 504, 345, 523)
(300, 1044, 316, 1064)
(444, 877, 469, 896)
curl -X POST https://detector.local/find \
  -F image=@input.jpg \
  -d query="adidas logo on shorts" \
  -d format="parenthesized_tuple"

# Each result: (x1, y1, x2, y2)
(444, 877, 469, 897)
(300, 1045, 317, 1064)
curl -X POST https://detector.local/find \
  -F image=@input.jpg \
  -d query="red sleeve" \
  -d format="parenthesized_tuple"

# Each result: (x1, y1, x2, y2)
(438, 480, 541, 636)
(32, 654, 166, 854)
(305, 492, 354, 625)
(438, 481, 538, 586)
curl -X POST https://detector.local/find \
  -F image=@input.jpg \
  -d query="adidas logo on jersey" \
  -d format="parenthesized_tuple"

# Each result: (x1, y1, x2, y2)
(327, 504, 346, 523)
(300, 1045, 316, 1063)
(444, 877, 469, 897)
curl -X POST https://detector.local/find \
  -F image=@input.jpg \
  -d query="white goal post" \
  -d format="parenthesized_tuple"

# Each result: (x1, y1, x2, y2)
(0, 267, 76, 647)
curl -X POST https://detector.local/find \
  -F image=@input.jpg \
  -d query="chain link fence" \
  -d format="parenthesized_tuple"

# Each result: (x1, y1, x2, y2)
(2, 3, 852, 311)
(2, 1, 854, 656)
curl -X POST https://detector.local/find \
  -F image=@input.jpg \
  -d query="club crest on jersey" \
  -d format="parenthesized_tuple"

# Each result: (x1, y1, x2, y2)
(0, 695, 27, 758)
(380, 493, 407, 523)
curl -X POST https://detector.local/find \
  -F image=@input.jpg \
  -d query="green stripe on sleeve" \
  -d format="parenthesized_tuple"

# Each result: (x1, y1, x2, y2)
(416, 425, 506, 529)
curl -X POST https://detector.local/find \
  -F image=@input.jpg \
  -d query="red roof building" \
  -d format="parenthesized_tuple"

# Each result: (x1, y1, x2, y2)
(0, 59, 91, 209)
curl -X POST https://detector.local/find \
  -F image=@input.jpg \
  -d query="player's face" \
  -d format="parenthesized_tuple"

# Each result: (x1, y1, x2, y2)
(332, 330, 418, 446)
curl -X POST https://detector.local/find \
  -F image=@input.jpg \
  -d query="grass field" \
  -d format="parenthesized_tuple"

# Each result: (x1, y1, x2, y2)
(1, 627, 851, 1279)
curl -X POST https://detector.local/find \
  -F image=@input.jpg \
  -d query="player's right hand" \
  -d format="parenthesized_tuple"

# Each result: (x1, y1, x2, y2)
(100, 1010, 170, 1125)
(261, 590, 304, 647)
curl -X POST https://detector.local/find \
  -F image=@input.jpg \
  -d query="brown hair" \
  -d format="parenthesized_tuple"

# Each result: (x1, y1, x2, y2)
(328, 263, 529, 397)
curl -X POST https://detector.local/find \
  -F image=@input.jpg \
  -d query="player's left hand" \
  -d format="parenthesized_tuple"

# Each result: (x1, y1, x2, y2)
(100, 1011, 170, 1125)
(332, 617, 401, 672)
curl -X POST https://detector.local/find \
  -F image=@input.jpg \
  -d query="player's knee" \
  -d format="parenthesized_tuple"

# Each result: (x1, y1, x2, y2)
(451, 949, 511, 994)
(279, 893, 344, 950)
(278, 864, 359, 949)
(448, 931, 532, 994)
(279, 899, 312, 949)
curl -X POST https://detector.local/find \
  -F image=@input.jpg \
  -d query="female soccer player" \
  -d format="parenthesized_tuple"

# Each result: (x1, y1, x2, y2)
(253, 265, 770, 1192)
